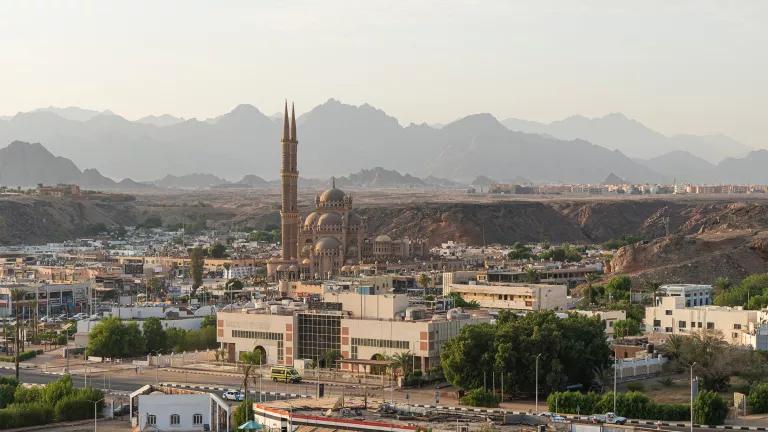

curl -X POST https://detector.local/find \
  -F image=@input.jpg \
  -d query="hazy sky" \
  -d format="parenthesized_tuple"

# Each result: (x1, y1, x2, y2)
(1, 1, 766, 147)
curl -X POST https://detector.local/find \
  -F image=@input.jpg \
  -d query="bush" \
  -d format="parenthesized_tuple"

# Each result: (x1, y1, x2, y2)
(0, 350, 38, 363)
(547, 391, 689, 421)
(626, 382, 645, 392)
(694, 391, 728, 425)
(0, 383, 17, 409)
(547, 391, 600, 415)
(42, 375, 74, 406)
(658, 377, 674, 387)
(460, 388, 500, 408)
(0, 403, 54, 428)
(748, 382, 768, 414)
(13, 385, 43, 404)
(233, 402, 254, 426)
(55, 394, 92, 421)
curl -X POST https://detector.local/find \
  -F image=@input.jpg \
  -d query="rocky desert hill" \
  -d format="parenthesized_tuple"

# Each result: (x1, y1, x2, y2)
(4, 191, 768, 284)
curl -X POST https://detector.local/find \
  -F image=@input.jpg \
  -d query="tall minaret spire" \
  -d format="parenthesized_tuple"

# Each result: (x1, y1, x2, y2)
(279, 100, 299, 262)
(282, 100, 290, 142)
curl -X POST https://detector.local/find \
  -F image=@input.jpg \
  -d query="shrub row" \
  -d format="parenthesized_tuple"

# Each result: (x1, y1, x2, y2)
(460, 388, 500, 408)
(0, 403, 54, 429)
(547, 391, 689, 421)
(0, 350, 42, 363)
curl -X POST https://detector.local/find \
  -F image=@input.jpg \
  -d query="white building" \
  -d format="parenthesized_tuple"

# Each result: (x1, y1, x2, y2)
(130, 385, 230, 432)
(646, 296, 767, 346)
(657, 284, 712, 307)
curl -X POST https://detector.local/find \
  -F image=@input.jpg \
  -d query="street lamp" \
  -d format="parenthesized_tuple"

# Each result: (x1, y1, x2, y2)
(613, 356, 618, 412)
(690, 362, 697, 432)
(92, 397, 105, 432)
(535, 353, 542, 414)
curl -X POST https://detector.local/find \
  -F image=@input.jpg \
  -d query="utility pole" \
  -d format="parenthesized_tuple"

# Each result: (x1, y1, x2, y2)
(535, 354, 542, 414)
(613, 356, 617, 413)
(690, 362, 697, 432)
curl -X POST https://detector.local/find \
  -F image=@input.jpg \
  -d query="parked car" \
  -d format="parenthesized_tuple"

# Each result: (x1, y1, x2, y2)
(222, 390, 244, 401)
(589, 413, 627, 425)
(113, 403, 130, 417)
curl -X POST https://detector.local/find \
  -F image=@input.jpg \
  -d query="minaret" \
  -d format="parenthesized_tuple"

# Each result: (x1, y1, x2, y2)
(280, 101, 299, 260)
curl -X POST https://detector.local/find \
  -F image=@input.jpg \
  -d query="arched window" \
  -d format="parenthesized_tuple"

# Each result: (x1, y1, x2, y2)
(193, 414, 203, 425)
(147, 414, 157, 425)
(170, 414, 180, 425)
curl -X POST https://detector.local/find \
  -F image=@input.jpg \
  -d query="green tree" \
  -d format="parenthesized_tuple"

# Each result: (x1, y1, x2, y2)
(507, 243, 532, 260)
(232, 402, 254, 426)
(208, 243, 227, 258)
(143, 317, 167, 354)
(441, 311, 611, 395)
(694, 391, 728, 425)
(391, 351, 414, 376)
(321, 350, 341, 369)
(524, 268, 541, 283)
(188, 247, 204, 295)
(448, 292, 480, 309)
(613, 319, 642, 338)
(146, 277, 163, 300)
(239, 349, 263, 417)
(748, 382, 768, 414)
(604, 275, 632, 302)
(87, 317, 146, 358)
(417, 274, 431, 289)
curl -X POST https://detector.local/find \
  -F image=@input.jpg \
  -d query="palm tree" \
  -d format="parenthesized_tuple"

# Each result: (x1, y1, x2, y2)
(391, 351, 414, 377)
(584, 273, 599, 306)
(524, 268, 540, 284)
(660, 334, 686, 362)
(417, 274, 431, 291)
(10, 288, 28, 380)
(239, 350, 263, 419)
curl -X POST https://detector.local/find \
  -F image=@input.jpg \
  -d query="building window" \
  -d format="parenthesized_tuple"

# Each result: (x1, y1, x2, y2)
(147, 415, 157, 426)
(351, 345, 358, 359)
(277, 340, 284, 363)
(193, 414, 203, 425)
(351, 338, 410, 350)
(733, 324, 742, 330)
(707, 322, 715, 329)
(678, 321, 686, 328)
(665, 327, 673, 333)
(665, 310, 672, 315)
(653, 320, 661, 327)
(171, 414, 180, 425)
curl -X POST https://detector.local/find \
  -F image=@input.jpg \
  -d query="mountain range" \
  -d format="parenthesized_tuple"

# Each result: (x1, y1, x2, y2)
(502, 113, 752, 163)
(0, 100, 764, 185)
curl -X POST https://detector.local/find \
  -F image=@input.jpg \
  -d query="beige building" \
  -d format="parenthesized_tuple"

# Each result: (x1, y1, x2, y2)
(646, 296, 763, 345)
(216, 291, 487, 372)
(445, 282, 567, 311)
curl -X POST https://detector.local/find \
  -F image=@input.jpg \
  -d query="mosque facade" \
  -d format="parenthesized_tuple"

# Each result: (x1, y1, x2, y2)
(267, 103, 424, 281)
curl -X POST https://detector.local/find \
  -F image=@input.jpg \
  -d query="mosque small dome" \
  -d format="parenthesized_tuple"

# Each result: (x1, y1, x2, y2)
(314, 237, 342, 252)
(318, 212, 342, 226)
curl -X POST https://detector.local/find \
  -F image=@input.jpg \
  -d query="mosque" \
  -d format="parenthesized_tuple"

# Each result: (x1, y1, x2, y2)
(266, 102, 423, 281)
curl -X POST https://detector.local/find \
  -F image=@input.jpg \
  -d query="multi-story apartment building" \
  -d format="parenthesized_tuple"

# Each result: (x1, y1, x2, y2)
(646, 296, 766, 346)
(444, 281, 567, 311)
(657, 283, 713, 307)
(216, 290, 487, 373)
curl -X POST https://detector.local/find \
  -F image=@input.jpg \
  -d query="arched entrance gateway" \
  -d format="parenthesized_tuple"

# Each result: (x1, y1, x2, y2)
(370, 353, 388, 375)
(253, 346, 267, 364)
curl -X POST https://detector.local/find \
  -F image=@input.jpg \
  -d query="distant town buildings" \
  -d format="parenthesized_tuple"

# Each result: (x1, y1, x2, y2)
(36, 183, 81, 197)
